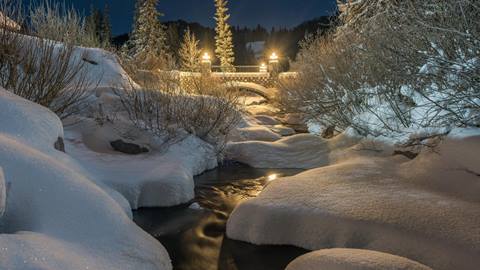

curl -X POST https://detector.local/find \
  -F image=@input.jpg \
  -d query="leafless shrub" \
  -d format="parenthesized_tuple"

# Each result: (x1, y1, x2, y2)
(280, 0, 479, 139)
(0, 0, 96, 119)
(117, 73, 241, 155)
(28, 0, 106, 48)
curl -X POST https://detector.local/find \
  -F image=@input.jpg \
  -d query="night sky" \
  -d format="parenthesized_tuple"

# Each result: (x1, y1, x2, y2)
(24, 0, 338, 35)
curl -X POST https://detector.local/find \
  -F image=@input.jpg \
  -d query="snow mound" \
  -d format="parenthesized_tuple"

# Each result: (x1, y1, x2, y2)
(254, 115, 281, 126)
(227, 137, 480, 270)
(0, 88, 171, 269)
(76, 47, 134, 90)
(226, 133, 361, 169)
(286, 249, 432, 270)
(230, 126, 282, 142)
(64, 119, 218, 209)
(0, 89, 63, 153)
(245, 104, 279, 116)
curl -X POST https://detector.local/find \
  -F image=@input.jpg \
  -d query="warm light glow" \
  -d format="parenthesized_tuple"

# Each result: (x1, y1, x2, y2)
(270, 52, 279, 60)
(269, 52, 279, 64)
(201, 52, 211, 63)
(259, 62, 267, 72)
(267, 174, 278, 182)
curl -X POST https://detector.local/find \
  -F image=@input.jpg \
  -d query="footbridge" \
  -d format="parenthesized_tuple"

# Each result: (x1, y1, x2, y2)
(175, 65, 298, 100)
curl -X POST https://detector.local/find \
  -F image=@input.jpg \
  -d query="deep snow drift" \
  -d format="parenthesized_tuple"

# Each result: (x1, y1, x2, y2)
(227, 133, 480, 270)
(286, 249, 432, 270)
(226, 133, 363, 169)
(0, 88, 171, 270)
(64, 119, 218, 209)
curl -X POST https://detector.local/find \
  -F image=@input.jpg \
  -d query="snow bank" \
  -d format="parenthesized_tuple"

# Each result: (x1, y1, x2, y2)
(0, 88, 171, 269)
(64, 119, 218, 209)
(0, 90, 63, 153)
(229, 126, 282, 142)
(226, 133, 361, 169)
(227, 135, 480, 270)
(75, 47, 134, 90)
(286, 249, 432, 270)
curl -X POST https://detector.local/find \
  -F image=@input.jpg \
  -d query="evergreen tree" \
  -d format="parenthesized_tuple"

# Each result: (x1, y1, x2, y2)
(85, 5, 103, 46)
(214, 0, 235, 71)
(100, 4, 111, 46)
(179, 28, 201, 72)
(127, 0, 168, 69)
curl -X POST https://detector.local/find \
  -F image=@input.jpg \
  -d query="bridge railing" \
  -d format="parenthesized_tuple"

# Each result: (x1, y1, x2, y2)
(211, 65, 262, 73)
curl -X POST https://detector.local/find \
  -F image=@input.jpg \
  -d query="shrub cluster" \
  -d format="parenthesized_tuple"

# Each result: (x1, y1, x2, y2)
(279, 0, 479, 140)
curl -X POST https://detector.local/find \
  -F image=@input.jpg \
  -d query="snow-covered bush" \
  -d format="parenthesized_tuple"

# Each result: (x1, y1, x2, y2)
(280, 0, 480, 142)
(118, 74, 241, 155)
(0, 2, 97, 119)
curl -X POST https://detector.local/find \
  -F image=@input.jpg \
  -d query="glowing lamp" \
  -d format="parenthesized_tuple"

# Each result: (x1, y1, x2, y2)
(269, 52, 279, 64)
(259, 62, 268, 73)
(267, 174, 278, 182)
(201, 52, 211, 64)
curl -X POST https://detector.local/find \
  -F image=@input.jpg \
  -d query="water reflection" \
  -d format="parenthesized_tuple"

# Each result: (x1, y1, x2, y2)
(133, 163, 306, 270)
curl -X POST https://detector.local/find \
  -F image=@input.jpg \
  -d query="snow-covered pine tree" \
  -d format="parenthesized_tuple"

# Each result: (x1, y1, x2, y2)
(214, 0, 235, 71)
(127, 0, 168, 69)
(100, 4, 111, 46)
(179, 28, 201, 72)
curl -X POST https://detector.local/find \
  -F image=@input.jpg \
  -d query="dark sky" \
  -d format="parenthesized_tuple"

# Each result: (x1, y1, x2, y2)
(24, 0, 338, 35)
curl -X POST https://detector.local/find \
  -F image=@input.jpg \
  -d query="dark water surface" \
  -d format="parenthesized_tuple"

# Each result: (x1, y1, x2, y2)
(133, 163, 308, 270)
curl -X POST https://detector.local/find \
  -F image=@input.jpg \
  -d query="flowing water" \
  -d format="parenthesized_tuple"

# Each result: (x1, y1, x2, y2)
(133, 163, 308, 270)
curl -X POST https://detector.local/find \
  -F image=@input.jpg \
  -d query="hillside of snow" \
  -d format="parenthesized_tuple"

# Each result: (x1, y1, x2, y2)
(0, 88, 171, 269)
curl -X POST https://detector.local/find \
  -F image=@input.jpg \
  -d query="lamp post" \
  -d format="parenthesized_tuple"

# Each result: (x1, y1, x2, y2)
(259, 62, 268, 73)
(201, 52, 212, 74)
(268, 52, 280, 77)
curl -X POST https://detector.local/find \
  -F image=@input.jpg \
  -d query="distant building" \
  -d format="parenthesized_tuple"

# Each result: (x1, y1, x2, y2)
(0, 12, 21, 31)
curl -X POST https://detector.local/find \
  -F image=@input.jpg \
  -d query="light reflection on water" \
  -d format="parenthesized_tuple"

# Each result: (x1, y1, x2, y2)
(133, 163, 306, 270)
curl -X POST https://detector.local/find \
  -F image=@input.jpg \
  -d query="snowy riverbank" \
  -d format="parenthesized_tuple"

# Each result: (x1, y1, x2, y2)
(227, 130, 480, 270)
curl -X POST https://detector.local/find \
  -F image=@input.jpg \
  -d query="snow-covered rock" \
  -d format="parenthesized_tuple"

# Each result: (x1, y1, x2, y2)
(0, 87, 171, 269)
(226, 133, 361, 169)
(227, 135, 480, 270)
(64, 119, 218, 209)
(245, 104, 279, 116)
(229, 126, 282, 142)
(270, 125, 296, 136)
(254, 115, 281, 126)
(286, 249, 432, 270)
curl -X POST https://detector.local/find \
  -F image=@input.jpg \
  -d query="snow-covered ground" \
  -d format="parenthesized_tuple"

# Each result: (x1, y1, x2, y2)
(64, 119, 217, 209)
(226, 133, 365, 169)
(0, 88, 171, 269)
(227, 131, 480, 270)
(286, 249, 433, 270)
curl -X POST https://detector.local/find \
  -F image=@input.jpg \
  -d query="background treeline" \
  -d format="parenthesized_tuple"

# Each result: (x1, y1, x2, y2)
(113, 16, 335, 65)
